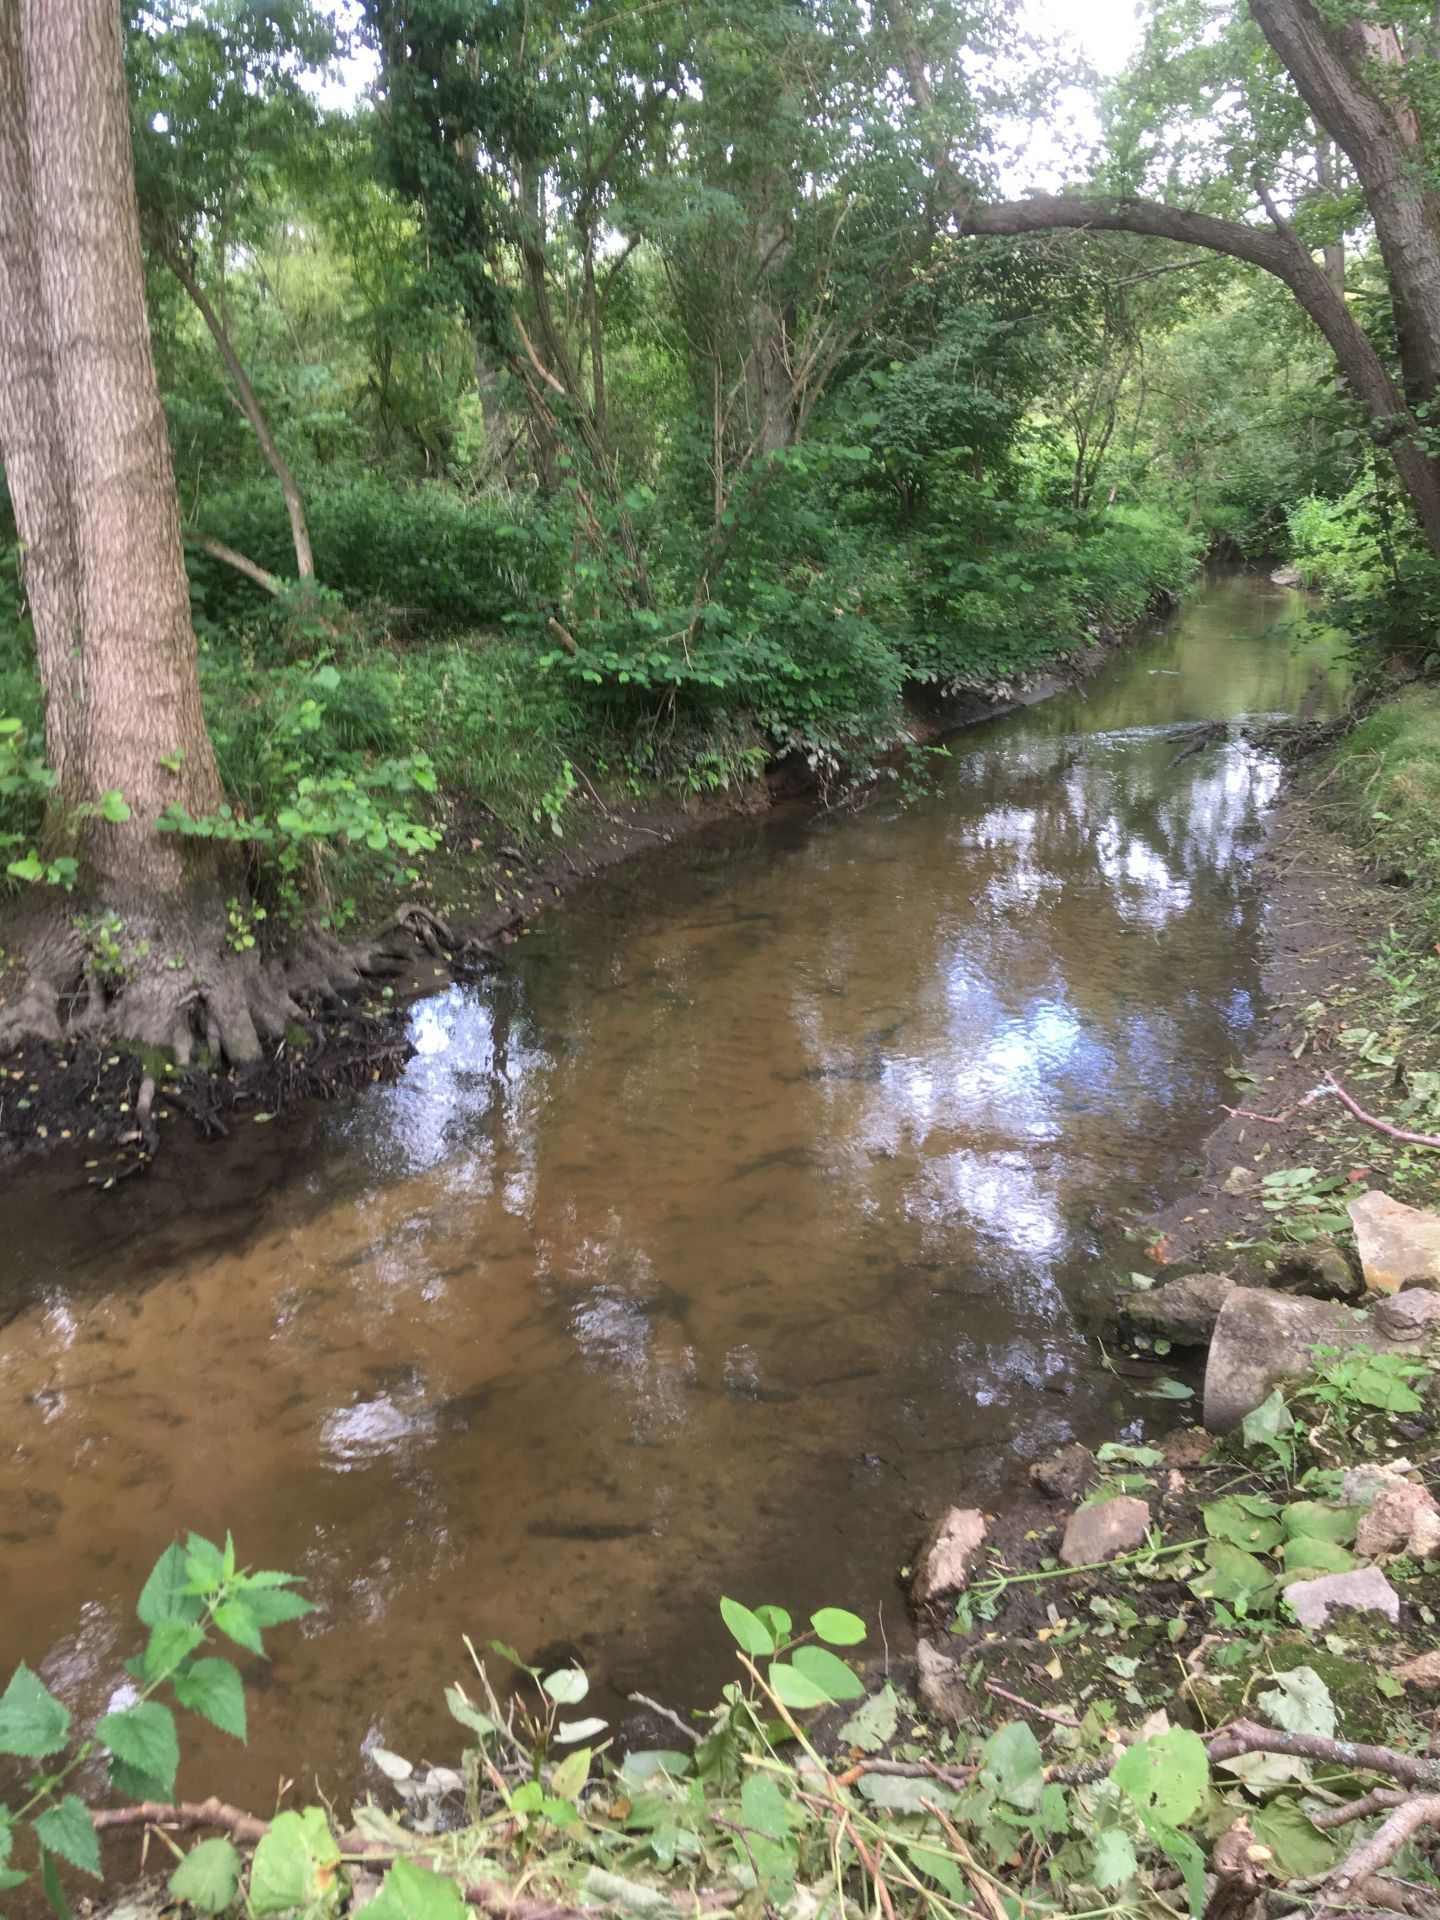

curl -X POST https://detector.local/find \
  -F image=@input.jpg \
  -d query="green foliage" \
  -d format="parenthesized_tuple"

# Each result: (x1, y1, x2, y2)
(0, 1534, 309, 1913)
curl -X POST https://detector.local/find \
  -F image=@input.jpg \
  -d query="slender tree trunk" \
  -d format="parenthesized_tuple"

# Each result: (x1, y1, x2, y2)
(0, 0, 83, 789)
(149, 223, 316, 580)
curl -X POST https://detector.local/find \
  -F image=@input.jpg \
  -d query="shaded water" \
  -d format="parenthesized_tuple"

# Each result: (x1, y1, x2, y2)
(0, 575, 1347, 1805)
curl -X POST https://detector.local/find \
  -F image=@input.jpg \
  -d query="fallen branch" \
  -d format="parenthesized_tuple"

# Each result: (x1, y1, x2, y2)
(628, 1690, 701, 1745)
(1317, 1072, 1440, 1150)
(833, 1757, 975, 1791)
(1206, 1722, 1440, 1793)
(185, 533, 285, 599)
(983, 1682, 1081, 1729)
(1316, 1793, 1440, 1917)
(1312, 1789, 1409, 1830)
(91, 1797, 270, 1847)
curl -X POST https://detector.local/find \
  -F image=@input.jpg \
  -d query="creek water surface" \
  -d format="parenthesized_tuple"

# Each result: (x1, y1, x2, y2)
(0, 574, 1348, 1806)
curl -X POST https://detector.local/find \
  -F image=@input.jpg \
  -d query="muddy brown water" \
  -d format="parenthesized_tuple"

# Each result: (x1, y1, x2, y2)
(0, 574, 1348, 1811)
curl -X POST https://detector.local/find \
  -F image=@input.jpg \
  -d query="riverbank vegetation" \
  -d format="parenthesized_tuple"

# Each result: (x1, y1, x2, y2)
(6, 0, 1440, 1057)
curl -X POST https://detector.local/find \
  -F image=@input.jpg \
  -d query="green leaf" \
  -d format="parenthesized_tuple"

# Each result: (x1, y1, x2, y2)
(754, 1606, 792, 1643)
(1190, 1542, 1276, 1612)
(790, 1646, 865, 1702)
(367, 1859, 467, 1920)
(40, 1846, 71, 1920)
(1204, 1495, 1283, 1553)
(97, 1701, 180, 1794)
(141, 1621, 205, 1684)
(1091, 1827, 1138, 1891)
(1258, 1667, 1335, 1739)
(172, 1659, 247, 1741)
(1281, 1502, 1357, 1546)
(137, 1544, 204, 1628)
(1250, 1799, 1337, 1880)
(838, 1682, 899, 1753)
(99, 791, 131, 823)
(184, 1535, 227, 1595)
(980, 1720, 1045, 1811)
(1280, 1538, 1357, 1580)
(33, 1798, 100, 1878)
(0, 1665, 70, 1758)
(766, 1662, 832, 1709)
(1241, 1390, 1294, 1450)
(1155, 1823, 1206, 1916)
(211, 1600, 266, 1659)
(108, 1759, 173, 1803)
(541, 1668, 588, 1705)
(239, 1589, 313, 1630)
(810, 1607, 866, 1646)
(169, 1836, 243, 1914)
(1112, 1727, 1209, 1827)
(248, 1809, 338, 1916)
(719, 1598, 774, 1658)
(443, 1686, 495, 1739)
(551, 1746, 591, 1801)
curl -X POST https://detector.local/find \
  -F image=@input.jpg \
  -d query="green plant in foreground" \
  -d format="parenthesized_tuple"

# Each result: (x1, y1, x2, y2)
(0, 1533, 311, 1916)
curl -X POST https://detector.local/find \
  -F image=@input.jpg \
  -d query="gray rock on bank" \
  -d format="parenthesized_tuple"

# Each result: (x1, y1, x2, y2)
(1059, 1495, 1151, 1568)
(1348, 1191, 1440, 1294)
(1286, 1567, 1401, 1628)
(1203, 1286, 1440, 1432)
(1126, 1272, 1236, 1346)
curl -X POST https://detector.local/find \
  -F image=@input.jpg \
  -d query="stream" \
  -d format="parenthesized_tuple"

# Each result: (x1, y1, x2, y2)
(0, 572, 1350, 1806)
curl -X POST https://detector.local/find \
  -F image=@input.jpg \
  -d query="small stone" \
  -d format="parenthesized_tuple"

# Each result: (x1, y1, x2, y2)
(1372, 1290, 1440, 1341)
(1204, 1291, 1355, 1432)
(1411, 1506, 1440, 1559)
(1356, 1481, 1438, 1559)
(1126, 1272, 1236, 1346)
(1223, 1164, 1261, 1195)
(1341, 1462, 1412, 1508)
(1029, 1443, 1099, 1503)
(1059, 1495, 1151, 1568)
(1285, 1567, 1401, 1629)
(911, 1508, 988, 1611)
(1276, 1237, 1363, 1302)
(915, 1639, 979, 1728)
(1162, 1427, 1214, 1468)
(1393, 1651, 1440, 1693)
(1348, 1191, 1440, 1295)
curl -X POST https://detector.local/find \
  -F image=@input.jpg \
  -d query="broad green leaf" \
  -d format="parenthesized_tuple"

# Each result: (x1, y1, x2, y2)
(1242, 1390, 1294, 1449)
(754, 1606, 792, 1643)
(719, 1598, 774, 1658)
(108, 1758, 173, 1803)
(183, 1534, 227, 1594)
(810, 1607, 866, 1646)
(1091, 1827, 1138, 1890)
(40, 1846, 71, 1920)
(1204, 1495, 1283, 1553)
(1190, 1542, 1275, 1612)
(551, 1746, 591, 1800)
(838, 1682, 899, 1753)
(443, 1686, 494, 1739)
(172, 1658, 247, 1741)
(980, 1720, 1045, 1811)
(1258, 1667, 1336, 1739)
(366, 1859, 467, 1920)
(618, 1750, 693, 1786)
(1112, 1727, 1209, 1827)
(766, 1662, 831, 1709)
(738, 1773, 796, 1897)
(33, 1798, 100, 1878)
(212, 1600, 265, 1659)
(136, 1545, 204, 1628)
(99, 791, 131, 823)
(141, 1620, 205, 1684)
(541, 1668, 588, 1705)
(168, 1837, 242, 1914)
(239, 1588, 313, 1630)
(1155, 1822, 1206, 1916)
(790, 1646, 865, 1702)
(1281, 1502, 1358, 1546)
(248, 1809, 338, 1916)
(1250, 1799, 1337, 1880)
(0, 1665, 69, 1758)
(97, 1701, 180, 1794)
(1279, 1538, 1356, 1580)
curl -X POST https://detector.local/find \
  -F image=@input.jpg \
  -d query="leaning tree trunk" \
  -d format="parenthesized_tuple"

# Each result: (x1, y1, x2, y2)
(0, 0, 366, 1065)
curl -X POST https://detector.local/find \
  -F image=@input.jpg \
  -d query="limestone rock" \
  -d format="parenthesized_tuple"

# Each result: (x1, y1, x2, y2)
(1372, 1289, 1440, 1341)
(1341, 1462, 1413, 1508)
(1393, 1650, 1440, 1693)
(1059, 1495, 1151, 1568)
(911, 1507, 988, 1611)
(1204, 1291, 1354, 1433)
(1285, 1567, 1401, 1629)
(1271, 566, 1303, 588)
(1356, 1481, 1440, 1559)
(1029, 1443, 1099, 1503)
(1223, 1165, 1261, 1196)
(915, 1639, 979, 1728)
(1348, 1191, 1440, 1295)
(1126, 1273, 1236, 1347)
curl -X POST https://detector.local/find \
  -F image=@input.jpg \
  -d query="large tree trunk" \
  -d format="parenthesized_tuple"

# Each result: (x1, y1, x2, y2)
(0, 0, 83, 789)
(149, 223, 316, 580)
(0, 0, 359, 1065)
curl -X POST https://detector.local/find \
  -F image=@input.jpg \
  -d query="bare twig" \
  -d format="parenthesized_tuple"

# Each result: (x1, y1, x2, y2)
(1312, 1789, 1409, 1830)
(92, 1798, 271, 1846)
(1317, 1794, 1440, 1916)
(1317, 1072, 1440, 1149)
(983, 1682, 1081, 1729)
(628, 1690, 700, 1745)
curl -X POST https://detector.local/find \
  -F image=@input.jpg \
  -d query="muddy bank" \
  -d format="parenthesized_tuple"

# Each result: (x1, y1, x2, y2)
(0, 623, 1134, 1176)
